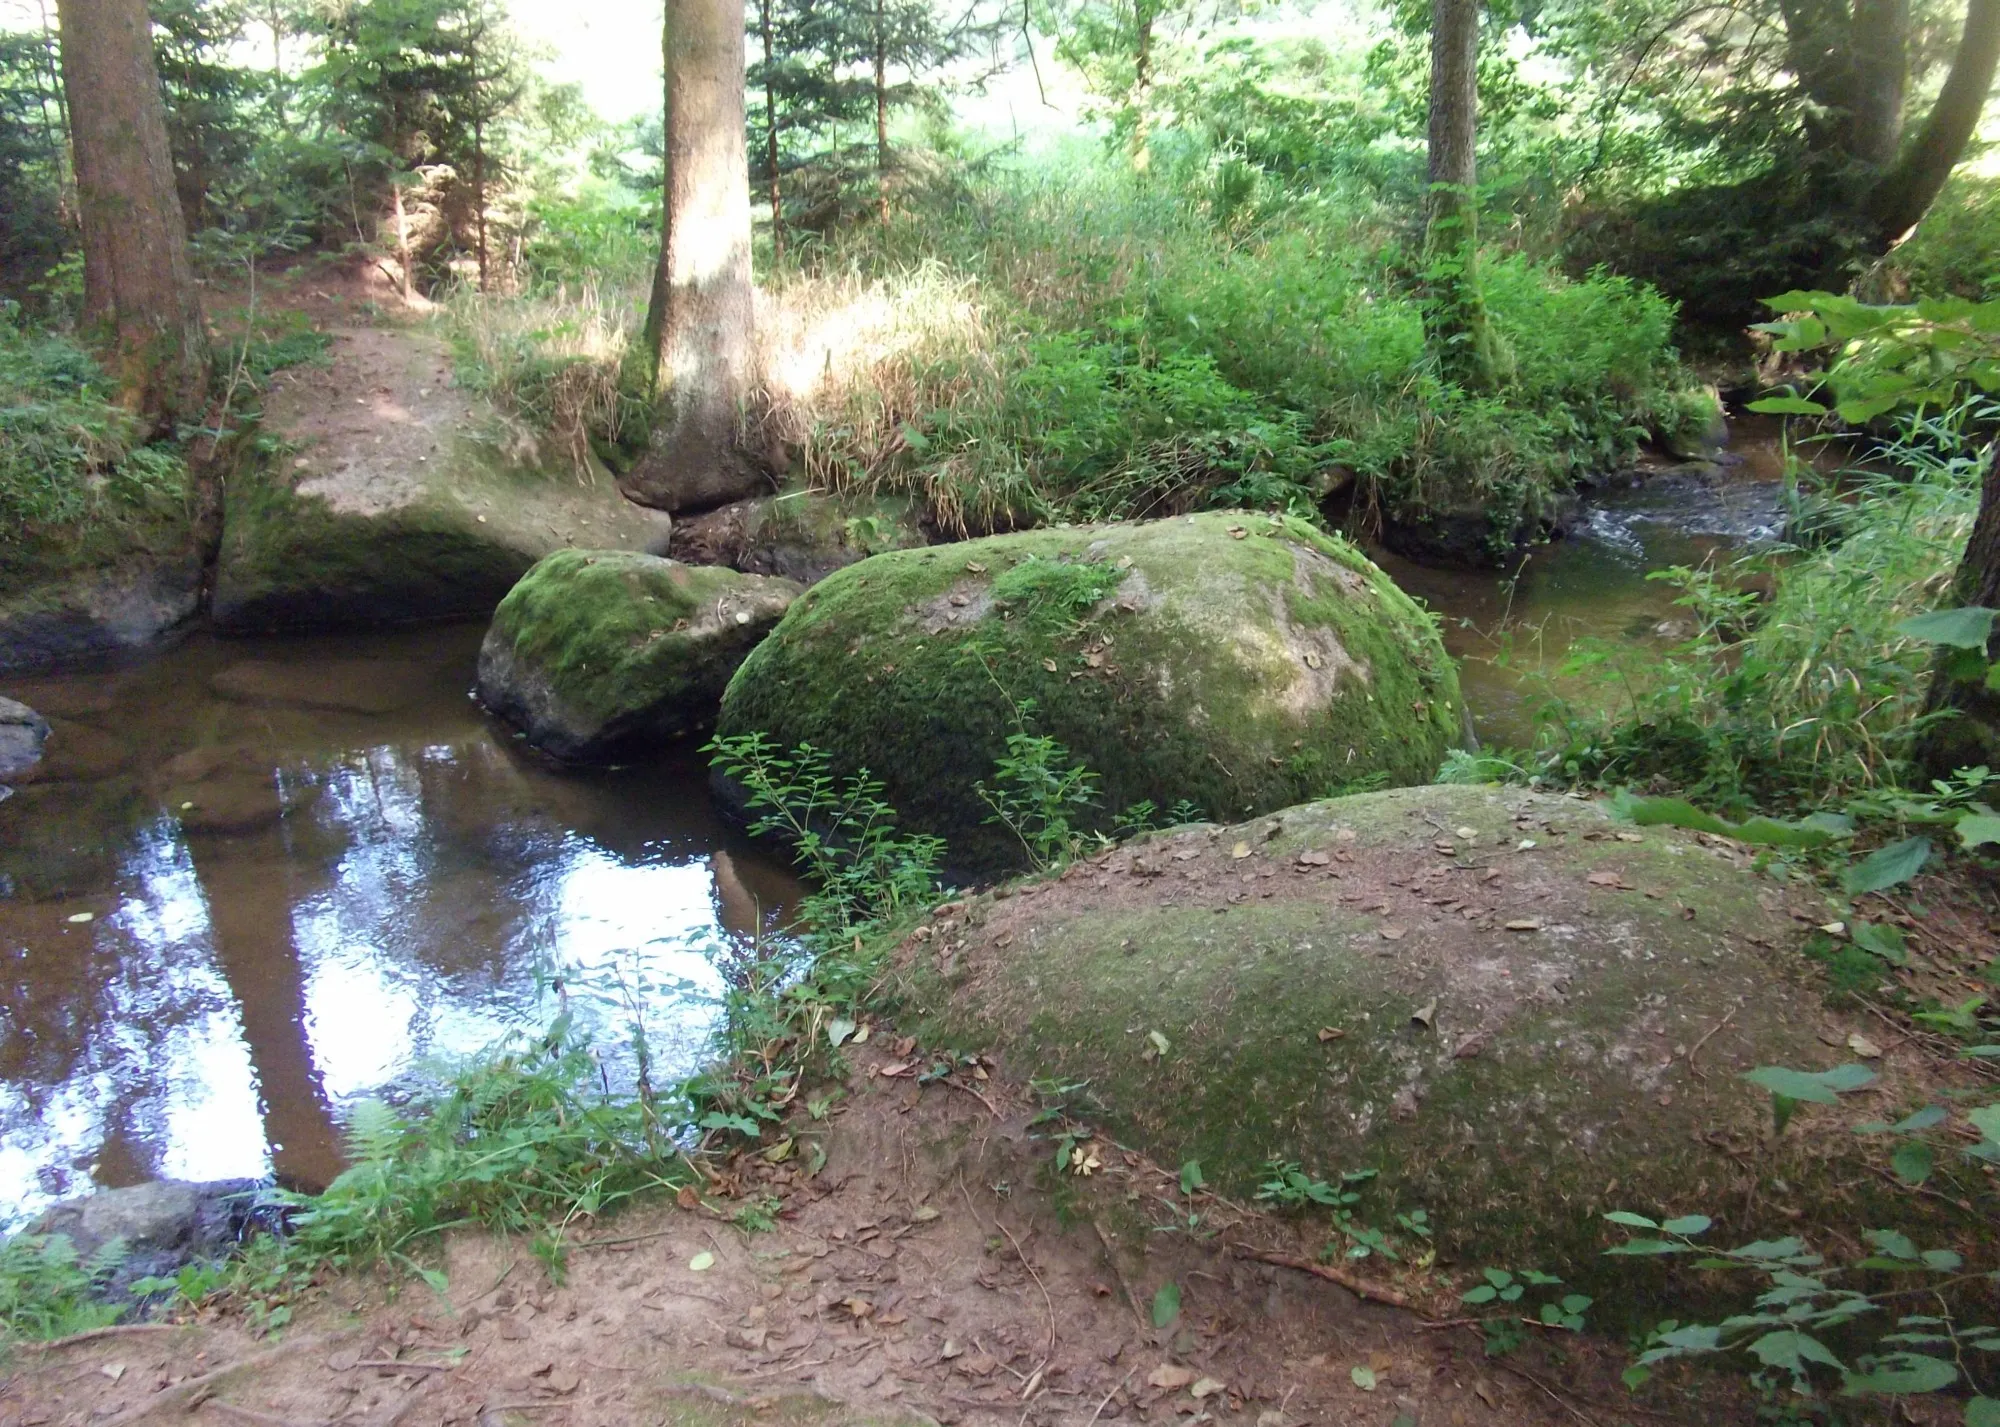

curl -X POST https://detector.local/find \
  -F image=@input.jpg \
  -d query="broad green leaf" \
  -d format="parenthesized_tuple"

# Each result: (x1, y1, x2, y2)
(1844, 1354, 1956, 1395)
(1606, 1239, 1688, 1256)
(1850, 921, 1908, 964)
(1749, 1330, 1844, 1376)
(1867, 1230, 1918, 1260)
(1660, 1215, 1712, 1237)
(1746, 396, 1828, 416)
(1968, 1397, 2000, 1427)
(1893, 1143, 1935, 1185)
(688, 1251, 715, 1272)
(1844, 836, 1933, 895)
(1896, 607, 1997, 650)
(1892, 1106, 1948, 1132)
(1968, 1103, 2000, 1145)
(1151, 1281, 1181, 1329)
(1603, 1211, 1657, 1229)
(1959, 814, 2000, 850)
(1351, 1365, 1377, 1391)
(1179, 1160, 1205, 1195)
(1742, 1064, 1878, 1105)
(1460, 1283, 1498, 1304)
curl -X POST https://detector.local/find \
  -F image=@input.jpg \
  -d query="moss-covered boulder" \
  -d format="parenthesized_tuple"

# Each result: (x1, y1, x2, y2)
(477, 551, 801, 761)
(212, 326, 674, 631)
(716, 512, 1463, 872)
(888, 784, 1923, 1289)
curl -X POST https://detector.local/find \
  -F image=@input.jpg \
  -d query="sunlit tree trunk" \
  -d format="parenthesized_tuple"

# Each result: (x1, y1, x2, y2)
(625, 0, 761, 512)
(874, 0, 890, 221)
(760, 0, 784, 260)
(55, 0, 210, 428)
(1423, 0, 1497, 392)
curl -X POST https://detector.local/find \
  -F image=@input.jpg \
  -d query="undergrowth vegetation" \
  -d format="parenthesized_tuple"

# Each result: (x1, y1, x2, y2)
(448, 166, 1709, 548)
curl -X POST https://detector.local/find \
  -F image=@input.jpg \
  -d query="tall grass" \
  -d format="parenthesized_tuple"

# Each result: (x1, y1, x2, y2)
(446, 155, 1705, 538)
(1523, 406, 1988, 810)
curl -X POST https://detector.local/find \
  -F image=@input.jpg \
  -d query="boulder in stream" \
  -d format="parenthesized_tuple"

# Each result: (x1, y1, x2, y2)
(0, 696, 50, 784)
(25, 1178, 273, 1302)
(717, 512, 1464, 873)
(477, 550, 802, 762)
(890, 784, 1911, 1291)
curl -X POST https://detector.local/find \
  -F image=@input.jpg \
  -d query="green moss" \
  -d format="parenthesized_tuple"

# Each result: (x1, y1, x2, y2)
(718, 512, 1464, 872)
(884, 785, 1950, 1298)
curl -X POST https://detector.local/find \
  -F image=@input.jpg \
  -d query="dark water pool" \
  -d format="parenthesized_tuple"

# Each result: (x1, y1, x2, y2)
(0, 624, 799, 1232)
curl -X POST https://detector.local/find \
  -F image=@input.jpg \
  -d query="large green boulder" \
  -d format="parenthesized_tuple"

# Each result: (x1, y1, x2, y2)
(477, 551, 801, 762)
(716, 512, 1463, 872)
(889, 784, 1912, 1289)
(213, 326, 675, 631)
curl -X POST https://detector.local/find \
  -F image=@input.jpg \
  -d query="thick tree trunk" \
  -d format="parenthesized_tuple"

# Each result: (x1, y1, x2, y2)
(55, 0, 209, 428)
(1424, 0, 1497, 392)
(1866, 0, 2000, 244)
(760, 0, 783, 260)
(625, 0, 761, 512)
(1846, 0, 1909, 167)
(1917, 439, 2000, 779)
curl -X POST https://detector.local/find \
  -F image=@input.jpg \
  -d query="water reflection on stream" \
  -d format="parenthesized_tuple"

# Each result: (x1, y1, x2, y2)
(0, 437, 1800, 1232)
(0, 625, 799, 1232)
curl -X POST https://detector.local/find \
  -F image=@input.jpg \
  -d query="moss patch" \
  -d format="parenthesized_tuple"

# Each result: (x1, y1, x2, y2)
(717, 512, 1464, 873)
(477, 551, 800, 761)
(885, 785, 1955, 1295)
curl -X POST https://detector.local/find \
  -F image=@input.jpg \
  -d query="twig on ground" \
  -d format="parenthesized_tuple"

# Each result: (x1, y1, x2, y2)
(1084, 1367, 1136, 1427)
(994, 1214, 1057, 1372)
(24, 1323, 185, 1351)
(1485, 1357, 1603, 1427)
(342, 1359, 452, 1374)
(1232, 1247, 1424, 1314)
(944, 1076, 1003, 1119)
(204, 1402, 329, 1427)
(95, 1346, 290, 1427)
(1685, 1002, 1742, 1081)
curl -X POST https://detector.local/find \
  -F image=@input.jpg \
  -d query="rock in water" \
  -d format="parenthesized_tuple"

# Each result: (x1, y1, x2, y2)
(890, 785, 1897, 1290)
(27, 1178, 269, 1300)
(477, 550, 802, 762)
(716, 512, 1463, 873)
(0, 696, 50, 782)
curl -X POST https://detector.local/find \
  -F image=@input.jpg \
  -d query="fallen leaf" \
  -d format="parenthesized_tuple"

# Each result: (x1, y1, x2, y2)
(940, 1339, 964, 1361)
(1454, 826, 1478, 841)
(1410, 997, 1438, 1030)
(1379, 926, 1407, 941)
(1148, 1365, 1198, 1391)
(1351, 1365, 1377, 1392)
(1231, 841, 1252, 860)
(1586, 871, 1631, 888)
(1504, 919, 1544, 932)
(911, 1205, 941, 1222)
(761, 1137, 795, 1163)
(876, 1059, 915, 1078)
(964, 562, 987, 573)
(1228, 526, 1248, 539)
(1297, 850, 1331, 867)
(1847, 1031, 1884, 1058)
(1042, 658, 1058, 672)
(688, 1252, 715, 1272)
(1474, 1379, 1500, 1409)
(545, 1368, 581, 1395)
(1317, 1027, 1345, 1042)
(1615, 832, 1645, 843)
(676, 1184, 700, 1210)
(841, 1297, 875, 1320)
(1142, 1029, 1170, 1061)
(100, 1363, 126, 1382)
(65, 912, 93, 924)
(1190, 1378, 1226, 1400)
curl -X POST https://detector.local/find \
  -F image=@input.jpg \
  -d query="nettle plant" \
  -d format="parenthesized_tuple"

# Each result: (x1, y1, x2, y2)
(1608, 1057, 2000, 1419)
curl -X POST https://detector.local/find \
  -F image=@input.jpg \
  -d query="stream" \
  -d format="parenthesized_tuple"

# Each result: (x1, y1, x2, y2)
(0, 439, 1796, 1234)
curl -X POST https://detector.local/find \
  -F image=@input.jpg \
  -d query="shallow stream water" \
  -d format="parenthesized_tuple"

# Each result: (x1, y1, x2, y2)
(0, 436, 1798, 1232)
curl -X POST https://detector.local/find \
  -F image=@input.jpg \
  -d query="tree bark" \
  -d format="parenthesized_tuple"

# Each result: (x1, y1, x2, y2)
(625, 0, 761, 512)
(760, 0, 784, 260)
(1845, 0, 1908, 167)
(1865, 0, 2000, 244)
(875, 0, 890, 221)
(1917, 437, 2000, 780)
(1130, 0, 1154, 171)
(1424, 0, 1497, 392)
(55, 0, 210, 428)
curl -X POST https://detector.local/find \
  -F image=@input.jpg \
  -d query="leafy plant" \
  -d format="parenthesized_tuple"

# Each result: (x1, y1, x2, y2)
(0, 1234, 128, 1345)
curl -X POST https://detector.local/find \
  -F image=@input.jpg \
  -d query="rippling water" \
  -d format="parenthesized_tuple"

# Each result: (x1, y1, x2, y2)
(0, 624, 797, 1232)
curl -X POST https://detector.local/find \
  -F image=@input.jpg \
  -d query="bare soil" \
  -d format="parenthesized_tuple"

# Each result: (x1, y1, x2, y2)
(0, 1049, 1722, 1427)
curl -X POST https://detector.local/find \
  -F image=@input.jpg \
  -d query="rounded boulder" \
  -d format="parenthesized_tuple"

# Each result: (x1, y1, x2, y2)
(716, 512, 1463, 872)
(477, 550, 802, 762)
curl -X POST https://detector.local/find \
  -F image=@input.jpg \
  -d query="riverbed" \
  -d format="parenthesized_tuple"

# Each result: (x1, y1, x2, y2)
(0, 446, 1794, 1232)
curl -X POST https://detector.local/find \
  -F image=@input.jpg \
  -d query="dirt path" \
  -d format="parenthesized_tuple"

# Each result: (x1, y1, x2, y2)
(0, 1039, 1725, 1427)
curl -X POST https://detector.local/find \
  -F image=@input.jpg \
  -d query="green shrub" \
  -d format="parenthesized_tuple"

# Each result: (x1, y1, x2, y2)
(0, 1234, 128, 1345)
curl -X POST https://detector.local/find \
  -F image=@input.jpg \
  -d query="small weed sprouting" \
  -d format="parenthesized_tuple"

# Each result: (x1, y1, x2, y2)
(1460, 1267, 1588, 1358)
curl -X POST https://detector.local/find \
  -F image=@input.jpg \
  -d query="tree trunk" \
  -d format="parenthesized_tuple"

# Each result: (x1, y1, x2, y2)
(474, 113, 488, 293)
(1916, 437, 2000, 780)
(1130, 0, 1153, 171)
(875, 0, 889, 222)
(1845, 0, 1908, 167)
(1424, 0, 1497, 392)
(625, 0, 761, 513)
(266, 0, 285, 125)
(1865, 0, 2000, 244)
(760, 0, 783, 260)
(55, 0, 210, 429)
(392, 178, 414, 301)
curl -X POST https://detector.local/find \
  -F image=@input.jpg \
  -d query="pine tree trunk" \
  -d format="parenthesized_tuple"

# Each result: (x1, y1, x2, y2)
(474, 113, 488, 293)
(1917, 436, 2000, 779)
(760, 0, 784, 260)
(875, 0, 889, 222)
(1865, 0, 2000, 244)
(625, 0, 760, 512)
(55, 0, 209, 428)
(1424, 0, 1497, 393)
